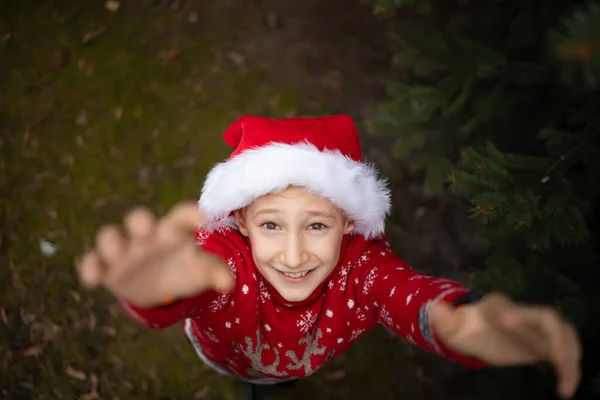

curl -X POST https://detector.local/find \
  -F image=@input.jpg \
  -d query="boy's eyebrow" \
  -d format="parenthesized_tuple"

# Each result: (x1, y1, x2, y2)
(253, 208, 337, 220)
(306, 210, 336, 220)
(253, 208, 280, 217)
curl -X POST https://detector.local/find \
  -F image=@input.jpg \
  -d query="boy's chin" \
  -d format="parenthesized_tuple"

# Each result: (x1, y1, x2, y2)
(277, 288, 313, 303)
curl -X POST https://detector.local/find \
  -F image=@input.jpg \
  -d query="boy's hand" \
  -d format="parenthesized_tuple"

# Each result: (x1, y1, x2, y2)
(76, 202, 234, 308)
(429, 293, 582, 399)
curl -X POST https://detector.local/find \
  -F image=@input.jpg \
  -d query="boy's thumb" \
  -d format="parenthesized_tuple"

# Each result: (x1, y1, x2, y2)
(211, 265, 235, 293)
(196, 252, 234, 293)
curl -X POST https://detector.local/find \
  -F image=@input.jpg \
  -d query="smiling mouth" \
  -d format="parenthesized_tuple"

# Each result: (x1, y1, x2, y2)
(277, 268, 316, 279)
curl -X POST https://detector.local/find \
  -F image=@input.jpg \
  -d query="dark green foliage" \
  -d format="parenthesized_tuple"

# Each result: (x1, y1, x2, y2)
(367, 0, 600, 397)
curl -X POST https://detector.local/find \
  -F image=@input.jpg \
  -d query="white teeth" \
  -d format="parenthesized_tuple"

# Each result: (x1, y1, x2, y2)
(282, 270, 310, 278)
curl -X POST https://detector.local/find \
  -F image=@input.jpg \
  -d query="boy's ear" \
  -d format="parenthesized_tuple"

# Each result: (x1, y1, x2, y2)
(234, 209, 249, 236)
(343, 218, 355, 235)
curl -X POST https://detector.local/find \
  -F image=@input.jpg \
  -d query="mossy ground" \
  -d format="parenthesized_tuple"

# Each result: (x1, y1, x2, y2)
(0, 1, 447, 399)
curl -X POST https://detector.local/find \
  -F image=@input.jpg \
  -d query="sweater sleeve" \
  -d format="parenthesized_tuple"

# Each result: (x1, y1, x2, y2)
(118, 227, 241, 329)
(356, 239, 485, 368)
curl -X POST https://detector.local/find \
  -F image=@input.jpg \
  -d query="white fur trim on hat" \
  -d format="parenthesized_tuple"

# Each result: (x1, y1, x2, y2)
(198, 142, 391, 239)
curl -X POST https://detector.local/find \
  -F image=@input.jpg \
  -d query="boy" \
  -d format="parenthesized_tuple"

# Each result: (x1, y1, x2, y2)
(78, 115, 581, 399)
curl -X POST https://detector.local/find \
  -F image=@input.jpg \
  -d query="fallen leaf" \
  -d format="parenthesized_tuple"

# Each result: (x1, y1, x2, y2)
(66, 366, 87, 381)
(188, 12, 198, 23)
(76, 135, 86, 148)
(193, 80, 203, 93)
(47, 324, 62, 341)
(114, 108, 123, 120)
(46, 209, 58, 219)
(89, 373, 99, 392)
(101, 326, 116, 336)
(105, 0, 120, 12)
(82, 27, 106, 44)
(123, 381, 133, 390)
(91, 197, 109, 208)
(227, 52, 245, 67)
(138, 166, 151, 182)
(325, 370, 346, 380)
(51, 50, 69, 68)
(79, 392, 99, 400)
(34, 171, 54, 182)
(1, 308, 9, 325)
(75, 110, 88, 126)
(71, 291, 81, 303)
(20, 309, 36, 325)
(0, 33, 12, 45)
(88, 313, 96, 330)
(23, 342, 48, 357)
(30, 321, 61, 342)
(158, 48, 180, 62)
(109, 147, 123, 159)
(85, 64, 94, 77)
(77, 59, 86, 70)
(59, 175, 71, 185)
(194, 386, 211, 399)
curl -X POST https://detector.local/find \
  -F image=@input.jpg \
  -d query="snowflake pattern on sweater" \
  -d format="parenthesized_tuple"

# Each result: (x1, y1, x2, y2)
(120, 228, 483, 384)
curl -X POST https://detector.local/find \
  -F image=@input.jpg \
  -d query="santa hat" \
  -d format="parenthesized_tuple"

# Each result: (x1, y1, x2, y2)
(198, 115, 391, 239)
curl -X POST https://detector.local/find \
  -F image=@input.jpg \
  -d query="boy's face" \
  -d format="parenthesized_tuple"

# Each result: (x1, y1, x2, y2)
(234, 186, 354, 303)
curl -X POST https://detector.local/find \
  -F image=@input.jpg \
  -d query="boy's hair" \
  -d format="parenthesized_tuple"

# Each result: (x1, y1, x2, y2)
(199, 115, 391, 239)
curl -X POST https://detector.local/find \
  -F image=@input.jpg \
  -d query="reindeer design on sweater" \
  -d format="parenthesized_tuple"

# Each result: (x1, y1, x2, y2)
(238, 327, 330, 379)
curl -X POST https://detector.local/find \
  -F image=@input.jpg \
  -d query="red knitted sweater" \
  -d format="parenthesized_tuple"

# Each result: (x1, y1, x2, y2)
(120, 227, 484, 384)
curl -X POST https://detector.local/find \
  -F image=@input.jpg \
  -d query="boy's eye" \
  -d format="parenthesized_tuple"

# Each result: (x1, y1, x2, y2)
(308, 223, 326, 230)
(261, 222, 279, 230)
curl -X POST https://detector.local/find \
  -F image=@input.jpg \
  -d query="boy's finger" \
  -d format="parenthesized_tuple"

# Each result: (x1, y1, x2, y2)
(160, 202, 205, 235)
(557, 324, 582, 398)
(96, 224, 128, 265)
(498, 309, 548, 359)
(192, 251, 234, 294)
(210, 262, 235, 293)
(77, 251, 105, 288)
(515, 307, 581, 398)
(125, 207, 157, 239)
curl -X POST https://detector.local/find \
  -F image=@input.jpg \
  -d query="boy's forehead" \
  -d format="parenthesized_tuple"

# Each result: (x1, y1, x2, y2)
(246, 186, 340, 211)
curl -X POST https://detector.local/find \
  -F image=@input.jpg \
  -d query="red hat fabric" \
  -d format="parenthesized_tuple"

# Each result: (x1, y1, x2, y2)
(198, 115, 390, 238)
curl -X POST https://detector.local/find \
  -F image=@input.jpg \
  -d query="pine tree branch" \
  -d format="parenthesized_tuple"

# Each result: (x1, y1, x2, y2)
(540, 124, 596, 184)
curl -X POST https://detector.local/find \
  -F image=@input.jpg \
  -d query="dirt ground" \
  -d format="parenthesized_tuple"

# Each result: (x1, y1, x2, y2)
(0, 0, 484, 399)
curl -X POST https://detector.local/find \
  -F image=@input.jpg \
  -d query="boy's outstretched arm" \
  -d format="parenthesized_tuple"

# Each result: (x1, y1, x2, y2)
(76, 202, 236, 330)
(119, 226, 243, 329)
(357, 239, 582, 399)
(355, 240, 484, 368)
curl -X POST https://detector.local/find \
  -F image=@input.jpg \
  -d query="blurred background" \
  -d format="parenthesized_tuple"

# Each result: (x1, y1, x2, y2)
(1, 0, 600, 399)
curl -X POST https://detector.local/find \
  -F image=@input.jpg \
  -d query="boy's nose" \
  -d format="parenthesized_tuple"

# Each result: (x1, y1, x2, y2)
(284, 234, 309, 269)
